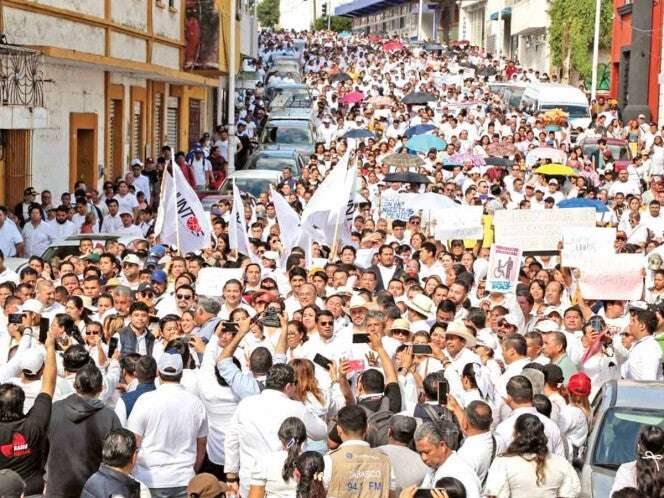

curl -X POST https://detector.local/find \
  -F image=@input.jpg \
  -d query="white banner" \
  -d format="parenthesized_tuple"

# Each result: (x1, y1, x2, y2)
(270, 186, 301, 254)
(229, 181, 254, 258)
(380, 191, 458, 221)
(487, 245, 522, 294)
(155, 163, 212, 254)
(579, 254, 644, 300)
(434, 206, 484, 241)
(493, 207, 596, 252)
(562, 226, 616, 268)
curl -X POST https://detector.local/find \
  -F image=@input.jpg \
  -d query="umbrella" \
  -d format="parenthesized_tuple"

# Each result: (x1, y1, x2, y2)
(338, 31, 352, 38)
(406, 135, 447, 153)
(424, 43, 445, 51)
(330, 72, 352, 83)
(558, 198, 609, 213)
(340, 91, 364, 104)
(384, 171, 431, 184)
(535, 164, 578, 176)
(368, 96, 394, 106)
(382, 40, 403, 51)
(404, 123, 438, 138)
(526, 147, 568, 167)
(402, 91, 436, 105)
(448, 153, 486, 167)
(485, 142, 517, 157)
(484, 156, 515, 167)
(381, 153, 425, 169)
(342, 128, 375, 139)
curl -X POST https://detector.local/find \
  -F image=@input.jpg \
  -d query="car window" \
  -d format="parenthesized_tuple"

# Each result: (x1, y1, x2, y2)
(540, 104, 590, 120)
(592, 409, 664, 469)
(261, 125, 312, 145)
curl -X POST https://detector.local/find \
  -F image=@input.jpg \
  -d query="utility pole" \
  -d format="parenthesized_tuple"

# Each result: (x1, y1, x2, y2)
(417, 0, 424, 40)
(590, 0, 602, 100)
(328, 0, 332, 30)
(227, 0, 237, 175)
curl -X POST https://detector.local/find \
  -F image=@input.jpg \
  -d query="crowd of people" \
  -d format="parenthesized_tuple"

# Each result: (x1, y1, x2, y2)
(0, 29, 664, 498)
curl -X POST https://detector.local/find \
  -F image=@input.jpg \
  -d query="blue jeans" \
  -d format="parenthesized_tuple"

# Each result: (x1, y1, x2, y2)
(149, 486, 188, 498)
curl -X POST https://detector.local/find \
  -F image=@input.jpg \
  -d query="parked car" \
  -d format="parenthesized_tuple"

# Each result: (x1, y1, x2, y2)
(244, 149, 305, 178)
(519, 83, 592, 129)
(197, 170, 283, 211)
(259, 118, 316, 156)
(578, 137, 633, 170)
(40, 234, 147, 262)
(580, 380, 664, 498)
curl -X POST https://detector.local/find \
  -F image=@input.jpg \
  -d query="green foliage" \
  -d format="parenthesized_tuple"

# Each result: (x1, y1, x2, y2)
(548, 0, 612, 80)
(257, 0, 280, 27)
(312, 16, 352, 32)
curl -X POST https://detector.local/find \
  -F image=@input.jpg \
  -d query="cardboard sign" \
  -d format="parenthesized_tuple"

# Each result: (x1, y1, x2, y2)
(562, 226, 616, 268)
(493, 207, 596, 252)
(579, 254, 644, 300)
(196, 268, 244, 297)
(487, 245, 522, 293)
(434, 206, 484, 241)
(380, 191, 416, 221)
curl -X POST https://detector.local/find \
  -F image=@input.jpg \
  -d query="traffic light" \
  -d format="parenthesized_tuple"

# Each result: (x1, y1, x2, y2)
(322, 2, 327, 16)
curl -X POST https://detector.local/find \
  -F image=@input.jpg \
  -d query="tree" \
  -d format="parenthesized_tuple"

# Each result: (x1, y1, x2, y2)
(312, 16, 352, 32)
(257, 0, 279, 28)
(548, 0, 612, 83)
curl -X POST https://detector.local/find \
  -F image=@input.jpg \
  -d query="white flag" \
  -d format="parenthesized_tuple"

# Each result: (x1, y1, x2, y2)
(155, 163, 212, 253)
(270, 186, 301, 254)
(229, 181, 254, 258)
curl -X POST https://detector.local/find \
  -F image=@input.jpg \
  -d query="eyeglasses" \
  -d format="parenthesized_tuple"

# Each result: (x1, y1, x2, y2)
(141, 292, 154, 298)
(319, 321, 334, 326)
(176, 294, 193, 300)
(87, 330, 101, 335)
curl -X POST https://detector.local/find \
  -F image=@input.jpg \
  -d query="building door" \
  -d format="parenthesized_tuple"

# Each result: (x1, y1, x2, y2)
(2, 130, 31, 207)
(109, 99, 123, 181)
(188, 99, 201, 149)
(166, 96, 180, 151)
(69, 113, 98, 191)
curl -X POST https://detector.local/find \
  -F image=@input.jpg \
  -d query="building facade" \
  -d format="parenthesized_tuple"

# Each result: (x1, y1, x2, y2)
(610, 0, 663, 124)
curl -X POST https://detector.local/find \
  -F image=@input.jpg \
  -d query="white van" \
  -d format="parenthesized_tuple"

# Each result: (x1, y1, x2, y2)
(519, 83, 592, 129)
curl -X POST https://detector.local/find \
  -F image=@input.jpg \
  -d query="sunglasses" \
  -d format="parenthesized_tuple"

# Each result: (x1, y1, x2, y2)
(176, 294, 193, 300)
(319, 320, 334, 326)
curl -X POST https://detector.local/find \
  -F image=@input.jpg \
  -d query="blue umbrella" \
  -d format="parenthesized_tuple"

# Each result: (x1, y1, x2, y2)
(342, 129, 375, 139)
(558, 198, 609, 213)
(404, 123, 437, 138)
(338, 31, 352, 38)
(406, 134, 447, 153)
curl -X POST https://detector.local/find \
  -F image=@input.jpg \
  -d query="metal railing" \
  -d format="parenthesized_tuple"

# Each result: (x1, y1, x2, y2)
(0, 36, 44, 107)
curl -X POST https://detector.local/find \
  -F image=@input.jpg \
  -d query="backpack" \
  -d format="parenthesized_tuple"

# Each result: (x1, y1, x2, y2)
(360, 396, 393, 448)
(418, 403, 462, 449)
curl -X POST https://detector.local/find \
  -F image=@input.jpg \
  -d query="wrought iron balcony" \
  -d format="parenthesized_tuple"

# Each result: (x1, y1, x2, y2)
(0, 36, 44, 107)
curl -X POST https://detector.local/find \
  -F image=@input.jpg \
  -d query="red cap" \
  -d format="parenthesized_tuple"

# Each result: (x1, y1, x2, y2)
(568, 372, 592, 397)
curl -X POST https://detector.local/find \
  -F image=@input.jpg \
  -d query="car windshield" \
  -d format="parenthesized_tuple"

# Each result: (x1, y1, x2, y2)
(593, 409, 664, 469)
(252, 157, 297, 174)
(261, 125, 313, 145)
(219, 178, 274, 197)
(541, 104, 590, 120)
(582, 144, 630, 160)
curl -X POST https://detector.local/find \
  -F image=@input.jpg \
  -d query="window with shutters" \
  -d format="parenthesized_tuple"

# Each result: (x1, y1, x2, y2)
(131, 100, 143, 161)
(153, 92, 164, 157)
(166, 96, 179, 150)
(109, 99, 123, 178)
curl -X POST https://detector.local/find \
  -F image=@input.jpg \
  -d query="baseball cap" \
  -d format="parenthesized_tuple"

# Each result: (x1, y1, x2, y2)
(21, 299, 43, 315)
(186, 473, 227, 498)
(119, 209, 134, 217)
(535, 319, 560, 333)
(548, 179, 558, 185)
(20, 349, 45, 375)
(23, 187, 37, 196)
(137, 283, 154, 294)
(150, 245, 166, 258)
(0, 470, 25, 498)
(151, 270, 168, 284)
(568, 372, 592, 397)
(122, 254, 141, 266)
(130, 159, 143, 167)
(158, 353, 183, 376)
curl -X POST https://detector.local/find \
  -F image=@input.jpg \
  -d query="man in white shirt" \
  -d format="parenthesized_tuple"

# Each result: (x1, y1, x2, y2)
(114, 180, 139, 214)
(130, 160, 152, 204)
(127, 353, 208, 496)
(415, 421, 482, 498)
(118, 210, 144, 238)
(48, 205, 77, 239)
(621, 309, 664, 381)
(21, 205, 54, 258)
(224, 364, 328, 497)
(101, 199, 123, 234)
(190, 147, 213, 189)
(0, 208, 23, 257)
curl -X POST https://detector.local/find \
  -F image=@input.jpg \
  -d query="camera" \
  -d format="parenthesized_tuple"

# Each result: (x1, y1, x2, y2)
(261, 308, 281, 328)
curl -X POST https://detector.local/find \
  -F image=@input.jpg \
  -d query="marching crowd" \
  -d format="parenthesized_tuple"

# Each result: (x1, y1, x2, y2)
(0, 29, 664, 498)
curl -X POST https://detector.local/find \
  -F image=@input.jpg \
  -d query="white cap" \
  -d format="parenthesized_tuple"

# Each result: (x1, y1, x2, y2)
(130, 158, 143, 167)
(501, 313, 520, 327)
(122, 253, 141, 266)
(535, 319, 560, 333)
(20, 349, 45, 375)
(261, 251, 278, 261)
(548, 178, 559, 185)
(21, 299, 43, 315)
(158, 353, 183, 376)
(349, 295, 369, 310)
(119, 208, 133, 217)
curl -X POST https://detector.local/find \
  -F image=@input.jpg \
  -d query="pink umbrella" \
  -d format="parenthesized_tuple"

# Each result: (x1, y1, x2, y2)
(448, 153, 486, 167)
(341, 91, 364, 104)
(525, 147, 568, 166)
(382, 40, 403, 51)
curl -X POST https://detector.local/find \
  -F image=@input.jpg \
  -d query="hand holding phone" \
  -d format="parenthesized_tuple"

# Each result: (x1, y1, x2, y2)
(437, 380, 449, 405)
(313, 353, 333, 370)
(107, 337, 119, 358)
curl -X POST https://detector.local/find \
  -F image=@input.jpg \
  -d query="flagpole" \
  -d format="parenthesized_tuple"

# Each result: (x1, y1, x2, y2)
(171, 147, 182, 256)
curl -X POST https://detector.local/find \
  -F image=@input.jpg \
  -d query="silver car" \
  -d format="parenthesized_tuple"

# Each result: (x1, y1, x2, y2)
(580, 380, 664, 498)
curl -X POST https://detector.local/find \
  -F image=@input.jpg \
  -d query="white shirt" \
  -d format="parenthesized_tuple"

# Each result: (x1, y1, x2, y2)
(457, 431, 496, 484)
(101, 214, 123, 234)
(21, 221, 55, 258)
(610, 461, 636, 496)
(621, 334, 664, 381)
(127, 383, 208, 488)
(114, 193, 139, 213)
(190, 158, 212, 187)
(421, 451, 481, 498)
(495, 406, 566, 457)
(48, 220, 77, 239)
(0, 221, 22, 257)
(132, 174, 151, 203)
(225, 389, 329, 496)
(0, 268, 19, 285)
(249, 450, 297, 498)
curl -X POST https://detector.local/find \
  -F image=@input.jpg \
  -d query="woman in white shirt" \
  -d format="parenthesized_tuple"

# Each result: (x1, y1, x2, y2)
(564, 372, 591, 454)
(248, 417, 306, 498)
(610, 425, 664, 497)
(484, 413, 580, 498)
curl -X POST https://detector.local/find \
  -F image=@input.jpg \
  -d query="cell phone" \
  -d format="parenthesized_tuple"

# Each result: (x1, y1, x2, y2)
(412, 344, 433, 356)
(222, 321, 239, 333)
(590, 316, 605, 332)
(8, 313, 24, 324)
(39, 317, 49, 344)
(352, 333, 371, 343)
(437, 380, 449, 405)
(347, 359, 366, 372)
(107, 337, 118, 358)
(313, 353, 333, 370)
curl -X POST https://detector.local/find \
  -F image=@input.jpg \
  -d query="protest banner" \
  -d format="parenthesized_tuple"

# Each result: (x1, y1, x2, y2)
(579, 254, 643, 300)
(380, 191, 457, 221)
(493, 207, 596, 252)
(196, 268, 244, 297)
(433, 206, 484, 241)
(487, 245, 522, 293)
(380, 191, 416, 221)
(562, 226, 616, 268)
